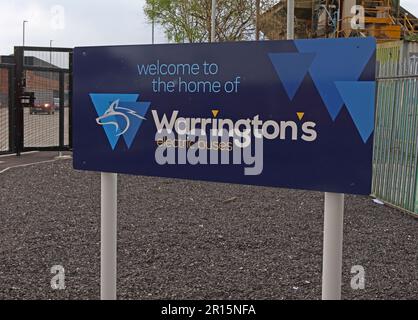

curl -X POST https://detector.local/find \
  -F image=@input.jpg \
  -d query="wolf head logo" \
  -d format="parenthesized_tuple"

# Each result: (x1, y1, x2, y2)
(96, 99, 147, 137)
(90, 93, 151, 150)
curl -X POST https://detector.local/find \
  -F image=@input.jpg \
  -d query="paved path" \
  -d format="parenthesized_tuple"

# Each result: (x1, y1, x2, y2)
(0, 151, 72, 173)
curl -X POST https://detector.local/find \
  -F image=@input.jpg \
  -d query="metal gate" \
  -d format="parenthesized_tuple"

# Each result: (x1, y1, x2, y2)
(14, 46, 72, 153)
(0, 63, 14, 154)
(372, 59, 418, 215)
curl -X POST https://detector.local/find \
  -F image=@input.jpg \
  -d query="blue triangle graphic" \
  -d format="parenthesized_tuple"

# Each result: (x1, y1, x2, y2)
(90, 94, 139, 150)
(118, 101, 151, 148)
(268, 53, 315, 100)
(335, 81, 376, 143)
(295, 38, 375, 120)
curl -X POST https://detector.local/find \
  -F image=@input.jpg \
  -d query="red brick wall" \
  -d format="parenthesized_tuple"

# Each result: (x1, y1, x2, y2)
(0, 70, 60, 97)
(0, 68, 8, 96)
(26, 71, 59, 91)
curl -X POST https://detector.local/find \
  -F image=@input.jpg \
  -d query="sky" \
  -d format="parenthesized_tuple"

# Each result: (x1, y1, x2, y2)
(0, 0, 417, 56)
(0, 0, 166, 55)
(402, 0, 418, 16)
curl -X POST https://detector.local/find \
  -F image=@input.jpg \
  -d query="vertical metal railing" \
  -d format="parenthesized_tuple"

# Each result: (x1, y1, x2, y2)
(0, 63, 15, 155)
(372, 59, 418, 215)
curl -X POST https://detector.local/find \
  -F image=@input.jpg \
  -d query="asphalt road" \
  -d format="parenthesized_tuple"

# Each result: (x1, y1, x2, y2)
(0, 159, 417, 300)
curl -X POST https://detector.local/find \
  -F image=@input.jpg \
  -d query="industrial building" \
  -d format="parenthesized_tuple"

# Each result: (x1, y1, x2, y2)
(259, 0, 417, 42)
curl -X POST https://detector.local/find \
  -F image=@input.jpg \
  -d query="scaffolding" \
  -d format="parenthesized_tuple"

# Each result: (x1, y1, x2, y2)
(259, 0, 417, 42)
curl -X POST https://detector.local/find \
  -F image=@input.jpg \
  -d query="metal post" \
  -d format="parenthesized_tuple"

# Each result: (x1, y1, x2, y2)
(152, 20, 155, 45)
(211, 0, 217, 42)
(23, 20, 28, 48)
(287, 0, 295, 40)
(336, 0, 341, 37)
(19, 20, 28, 157)
(151, 0, 155, 44)
(68, 51, 73, 149)
(322, 192, 344, 300)
(14, 47, 24, 157)
(50, 40, 54, 65)
(256, 0, 260, 40)
(59, 72, 64, 150)
(8, 66, 15, 154)
(101, 172, 117, 300)
(396, 0, 401, 21)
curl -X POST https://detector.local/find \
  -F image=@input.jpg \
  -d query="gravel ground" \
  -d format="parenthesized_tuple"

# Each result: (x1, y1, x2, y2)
(0, 159, 417, 300)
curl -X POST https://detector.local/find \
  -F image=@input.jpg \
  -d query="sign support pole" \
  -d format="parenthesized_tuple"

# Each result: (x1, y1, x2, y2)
(322, 192, 344, 300)
(285, 0, 345, 300)
(101, 172, 117, 300)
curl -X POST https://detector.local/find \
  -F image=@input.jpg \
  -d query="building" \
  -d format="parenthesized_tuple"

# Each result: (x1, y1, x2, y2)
(259, 0, 418, 42)
(0, 68, 9, 108)
(0, 55, 61, 107)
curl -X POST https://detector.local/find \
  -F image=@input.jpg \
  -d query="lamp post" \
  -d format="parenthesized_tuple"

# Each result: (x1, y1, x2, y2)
(152, 0, 155, 44)
(211, 0, 216, 42)
(287, 0, 294, 40)
(256, 0, 260, 40)
(23, 20, 28, 48)
(50, 40, 54, 65)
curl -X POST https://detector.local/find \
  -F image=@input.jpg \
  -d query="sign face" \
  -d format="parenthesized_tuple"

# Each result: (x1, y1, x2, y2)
(73, 38, 376, 195)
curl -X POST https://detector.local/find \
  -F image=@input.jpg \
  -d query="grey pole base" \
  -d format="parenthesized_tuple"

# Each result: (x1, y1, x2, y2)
(322, 192, 345, 300)
(101, 172, 117, 300)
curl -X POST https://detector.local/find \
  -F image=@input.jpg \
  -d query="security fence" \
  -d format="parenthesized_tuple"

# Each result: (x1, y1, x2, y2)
(0, 63, 14, 154)
(372, 59, 418, 216)
(0, 46, 72, 155)
(15, 46, 72, 152)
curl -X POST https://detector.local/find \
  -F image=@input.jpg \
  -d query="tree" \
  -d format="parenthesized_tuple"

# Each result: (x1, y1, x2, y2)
(144, 0, 278, 43)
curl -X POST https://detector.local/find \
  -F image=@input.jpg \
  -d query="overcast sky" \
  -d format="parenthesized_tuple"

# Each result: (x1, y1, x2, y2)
(0, 0, 166, 55)
(1, 0, 417, 56)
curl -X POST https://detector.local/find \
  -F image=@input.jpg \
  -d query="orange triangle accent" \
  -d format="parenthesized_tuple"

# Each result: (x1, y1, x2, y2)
(297, 112, 305, 121)
(212, 110, 220, 118)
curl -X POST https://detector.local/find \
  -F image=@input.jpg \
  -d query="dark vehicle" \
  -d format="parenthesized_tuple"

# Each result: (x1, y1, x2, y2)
(30, 102, 55, 115)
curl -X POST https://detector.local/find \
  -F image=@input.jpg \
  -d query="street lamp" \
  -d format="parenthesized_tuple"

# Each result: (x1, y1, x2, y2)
(23, 20, 28, 48)
(287, 0, 294, 40)
(50, 40, 54, 65)
(151, 0, 155, 44)
(211, 0, 216, 42)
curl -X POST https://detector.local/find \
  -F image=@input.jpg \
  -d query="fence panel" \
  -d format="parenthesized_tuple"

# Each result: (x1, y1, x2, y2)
(0, 64, 14, 154)
(373, 60, 418, 215)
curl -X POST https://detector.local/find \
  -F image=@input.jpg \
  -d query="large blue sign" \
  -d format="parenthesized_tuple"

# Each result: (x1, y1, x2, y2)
(73, 38, 376, 195)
